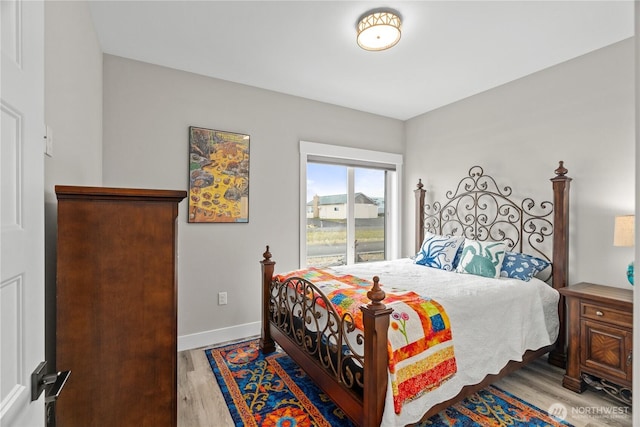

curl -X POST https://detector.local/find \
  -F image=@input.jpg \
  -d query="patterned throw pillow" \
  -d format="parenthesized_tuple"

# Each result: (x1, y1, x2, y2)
(500, 251, 550, 282)
(456, 239, 507, 279)
(414, 232, 464, 271)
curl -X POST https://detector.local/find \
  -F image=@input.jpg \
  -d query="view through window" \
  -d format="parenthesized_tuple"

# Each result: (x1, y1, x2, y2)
(306, 162, 386, 267)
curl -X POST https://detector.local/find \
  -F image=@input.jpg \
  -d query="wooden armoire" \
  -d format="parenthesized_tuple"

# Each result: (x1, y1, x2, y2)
(55, 186, 186, 427)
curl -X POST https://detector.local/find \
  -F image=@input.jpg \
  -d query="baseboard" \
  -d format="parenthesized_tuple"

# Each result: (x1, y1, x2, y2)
(178, 321, 260, 351)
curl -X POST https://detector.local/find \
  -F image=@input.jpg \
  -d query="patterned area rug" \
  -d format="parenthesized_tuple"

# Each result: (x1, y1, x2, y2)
(206, 339, 573, 427)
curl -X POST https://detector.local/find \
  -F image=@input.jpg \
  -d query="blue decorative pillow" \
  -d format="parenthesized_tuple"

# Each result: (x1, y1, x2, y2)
(414, 232, 464, 271)
(456, 239, 507, 279)
(500, 251, 550, 282)
(452, 244, 464, 267)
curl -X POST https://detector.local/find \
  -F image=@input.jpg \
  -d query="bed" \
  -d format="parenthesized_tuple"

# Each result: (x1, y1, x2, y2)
(259, 162, 571, 427)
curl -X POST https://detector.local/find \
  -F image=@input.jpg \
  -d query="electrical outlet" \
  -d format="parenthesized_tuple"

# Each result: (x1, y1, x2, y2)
(218, 291, 228, 305)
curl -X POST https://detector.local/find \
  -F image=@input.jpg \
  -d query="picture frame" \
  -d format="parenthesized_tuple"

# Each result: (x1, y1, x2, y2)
(188, 126, 249, 223)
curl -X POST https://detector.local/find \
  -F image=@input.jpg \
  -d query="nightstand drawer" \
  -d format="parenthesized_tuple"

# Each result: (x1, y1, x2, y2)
(582, 302, 632, 328)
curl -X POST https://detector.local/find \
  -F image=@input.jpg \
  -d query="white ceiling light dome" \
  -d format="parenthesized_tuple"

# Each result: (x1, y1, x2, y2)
(357, 9, 402, 51)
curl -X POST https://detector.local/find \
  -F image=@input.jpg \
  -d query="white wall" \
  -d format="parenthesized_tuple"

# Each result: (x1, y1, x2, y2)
(44, 1, 103, 366)
(404, 38, 635, 289)
(101, 55, 404, 348)
(44, 1, 103, 189)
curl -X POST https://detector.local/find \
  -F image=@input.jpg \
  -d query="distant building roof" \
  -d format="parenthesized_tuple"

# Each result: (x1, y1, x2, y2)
(307, 193, 377, 206)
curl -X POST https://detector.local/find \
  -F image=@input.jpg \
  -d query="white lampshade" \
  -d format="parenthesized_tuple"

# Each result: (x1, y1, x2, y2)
(613, 215, 635, 247)
(357, 10, 402, 51)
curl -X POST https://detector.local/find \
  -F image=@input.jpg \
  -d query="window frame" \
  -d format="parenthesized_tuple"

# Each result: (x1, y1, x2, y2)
(299, 140, 403, 267)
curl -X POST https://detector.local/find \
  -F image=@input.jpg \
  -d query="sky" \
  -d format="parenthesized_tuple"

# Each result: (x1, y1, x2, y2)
(306, 163, 385, 202)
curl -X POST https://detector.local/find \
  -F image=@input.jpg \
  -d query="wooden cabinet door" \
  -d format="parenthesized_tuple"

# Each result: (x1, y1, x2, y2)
(581, 319, 632, 385)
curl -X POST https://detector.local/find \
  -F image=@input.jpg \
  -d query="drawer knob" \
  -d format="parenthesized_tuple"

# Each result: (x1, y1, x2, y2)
(595, 310, 604, 316)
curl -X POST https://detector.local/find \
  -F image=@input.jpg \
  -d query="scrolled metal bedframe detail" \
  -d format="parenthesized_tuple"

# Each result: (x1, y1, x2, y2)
(420, 165, 555, 281)
(268, 275, 365, 391)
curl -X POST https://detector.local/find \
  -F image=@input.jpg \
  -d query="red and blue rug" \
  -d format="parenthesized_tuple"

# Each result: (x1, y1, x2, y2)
(205, 339, 573, 427)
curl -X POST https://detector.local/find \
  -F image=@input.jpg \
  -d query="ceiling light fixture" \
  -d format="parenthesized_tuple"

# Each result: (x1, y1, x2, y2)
(356, 9, 402, 51)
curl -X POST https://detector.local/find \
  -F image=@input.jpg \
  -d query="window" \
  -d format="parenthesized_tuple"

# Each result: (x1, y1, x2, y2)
(300, 141, 403, 268)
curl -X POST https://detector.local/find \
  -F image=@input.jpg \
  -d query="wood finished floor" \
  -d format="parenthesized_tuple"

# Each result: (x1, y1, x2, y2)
(178, 340, 632, 427)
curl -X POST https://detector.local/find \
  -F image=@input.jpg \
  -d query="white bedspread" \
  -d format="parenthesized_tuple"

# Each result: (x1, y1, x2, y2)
(330, 258, 559, 427)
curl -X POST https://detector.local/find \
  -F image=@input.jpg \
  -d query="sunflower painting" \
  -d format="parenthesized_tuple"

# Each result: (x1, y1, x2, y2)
(188, 126, 249, 223)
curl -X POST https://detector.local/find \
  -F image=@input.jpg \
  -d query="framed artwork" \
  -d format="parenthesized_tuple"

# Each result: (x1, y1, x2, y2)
(188, 126, 249, 223)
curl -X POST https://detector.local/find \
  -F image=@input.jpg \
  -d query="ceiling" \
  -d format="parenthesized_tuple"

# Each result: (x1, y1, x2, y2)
(88, 1, 634, 121)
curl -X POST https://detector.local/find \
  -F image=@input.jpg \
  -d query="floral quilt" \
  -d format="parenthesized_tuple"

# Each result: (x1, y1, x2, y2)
(275, 268, 457, 414)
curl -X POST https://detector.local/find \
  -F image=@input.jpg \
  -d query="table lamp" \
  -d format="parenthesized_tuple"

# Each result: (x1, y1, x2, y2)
(613, 214, 635, 285)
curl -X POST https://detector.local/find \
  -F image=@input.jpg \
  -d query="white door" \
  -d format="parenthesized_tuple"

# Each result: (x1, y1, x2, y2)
(1, 0, 46, 426)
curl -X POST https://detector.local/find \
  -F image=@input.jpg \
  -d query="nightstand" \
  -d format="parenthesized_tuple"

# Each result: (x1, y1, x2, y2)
(559, 283, 632, 401)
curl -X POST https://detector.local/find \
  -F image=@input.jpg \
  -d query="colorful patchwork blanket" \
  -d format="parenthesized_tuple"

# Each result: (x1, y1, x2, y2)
(275, 268, 457, 414)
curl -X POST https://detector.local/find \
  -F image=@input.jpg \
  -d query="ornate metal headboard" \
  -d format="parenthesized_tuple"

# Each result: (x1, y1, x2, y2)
(416, 165, 555, 279)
